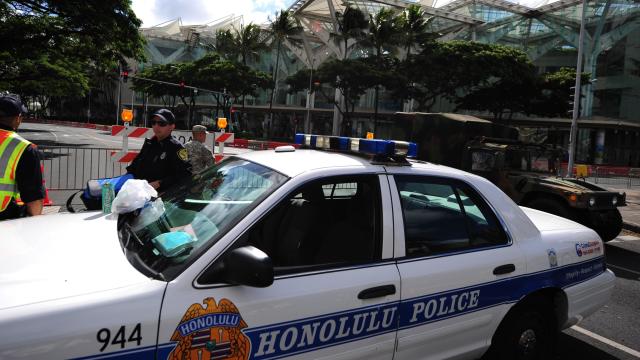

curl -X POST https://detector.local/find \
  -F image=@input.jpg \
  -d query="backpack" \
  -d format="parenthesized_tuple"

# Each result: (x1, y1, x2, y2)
(66, 173, 134, 212)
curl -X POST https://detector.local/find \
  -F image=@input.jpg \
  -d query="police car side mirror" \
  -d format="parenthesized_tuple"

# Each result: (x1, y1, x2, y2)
(199, 246, 274, 288)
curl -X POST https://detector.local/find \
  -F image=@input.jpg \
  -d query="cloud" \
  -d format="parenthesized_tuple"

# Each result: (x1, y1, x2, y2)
(132, 0, 289, 27)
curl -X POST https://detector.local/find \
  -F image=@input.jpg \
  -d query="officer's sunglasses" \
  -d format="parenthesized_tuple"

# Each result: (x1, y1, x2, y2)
(151, 120, 169, 127)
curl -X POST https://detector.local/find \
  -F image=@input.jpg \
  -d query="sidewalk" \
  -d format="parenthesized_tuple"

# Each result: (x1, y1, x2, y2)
(600, 184, 640, 234)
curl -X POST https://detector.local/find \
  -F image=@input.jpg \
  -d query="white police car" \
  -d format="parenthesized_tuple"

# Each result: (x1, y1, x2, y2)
(0, 134, 614, 360)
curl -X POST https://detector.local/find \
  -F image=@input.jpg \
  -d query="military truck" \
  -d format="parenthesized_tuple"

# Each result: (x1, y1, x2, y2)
(389, 113, 626, 241)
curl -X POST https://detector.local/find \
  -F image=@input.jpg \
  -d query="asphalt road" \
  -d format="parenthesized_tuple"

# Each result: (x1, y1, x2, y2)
(19, 122, 147, 149)
(16, 123, 640, 360)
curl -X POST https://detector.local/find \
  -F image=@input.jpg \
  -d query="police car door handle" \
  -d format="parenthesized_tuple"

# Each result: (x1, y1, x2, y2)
(493, 264, 516, 275)
(358, 285, 396, 299)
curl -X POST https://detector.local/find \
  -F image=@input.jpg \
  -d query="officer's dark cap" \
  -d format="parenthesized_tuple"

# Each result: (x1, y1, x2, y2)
(151, 108, 176, 124)
(0, 95, 27, 117)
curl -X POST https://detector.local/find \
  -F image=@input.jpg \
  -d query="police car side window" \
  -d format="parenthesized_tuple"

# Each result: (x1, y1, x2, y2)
(396, 176, 507, 257)
(244, 175, 382, 274)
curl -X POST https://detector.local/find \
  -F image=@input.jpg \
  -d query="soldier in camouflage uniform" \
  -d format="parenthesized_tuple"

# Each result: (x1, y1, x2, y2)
(185, 125, 214, 174)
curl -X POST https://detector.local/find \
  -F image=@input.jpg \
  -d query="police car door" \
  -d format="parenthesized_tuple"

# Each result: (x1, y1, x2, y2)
(389, 173, 526, 360)
(157, 172, 400, 360)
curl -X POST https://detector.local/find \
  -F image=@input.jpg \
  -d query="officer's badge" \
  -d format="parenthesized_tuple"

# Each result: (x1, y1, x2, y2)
(169, 298, 250, 360)
(160, 152, 167, 160)
(178, 149, 188, 162)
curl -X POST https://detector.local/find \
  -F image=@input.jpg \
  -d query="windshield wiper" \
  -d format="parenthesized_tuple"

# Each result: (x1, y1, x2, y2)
(122, 223, 166, 281)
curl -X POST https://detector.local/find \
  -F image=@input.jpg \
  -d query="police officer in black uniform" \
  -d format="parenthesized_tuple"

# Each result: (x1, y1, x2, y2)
(126, 109, 191, 193)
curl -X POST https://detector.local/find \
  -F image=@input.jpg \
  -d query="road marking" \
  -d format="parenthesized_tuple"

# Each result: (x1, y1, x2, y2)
(607, 264, 640, 277)
(47, 129, 58, 143)
(571, 326, 640, 358)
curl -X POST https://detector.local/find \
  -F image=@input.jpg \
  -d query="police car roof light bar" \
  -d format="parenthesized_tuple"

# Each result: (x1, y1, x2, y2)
(294, 134, 418, 158)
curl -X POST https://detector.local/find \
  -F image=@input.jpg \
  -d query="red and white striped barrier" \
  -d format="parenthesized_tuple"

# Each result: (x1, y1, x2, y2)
(110, 125, 234, 164)
(214, 132, 234, 143)
(111, 150, 139, 163)
(111, 125, 152, 138)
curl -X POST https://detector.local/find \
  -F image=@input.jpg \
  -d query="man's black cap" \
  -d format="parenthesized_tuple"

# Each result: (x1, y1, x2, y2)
(0, 95, 27, 117)
(151, 108, 176, 124)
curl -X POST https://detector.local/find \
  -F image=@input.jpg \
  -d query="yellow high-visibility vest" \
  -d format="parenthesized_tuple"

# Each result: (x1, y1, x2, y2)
(0, 129, 31, 212)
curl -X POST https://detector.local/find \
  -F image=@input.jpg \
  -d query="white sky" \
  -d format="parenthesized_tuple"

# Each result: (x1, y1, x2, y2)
(132, 0, 559, 28)
(131, 0, 289, 27)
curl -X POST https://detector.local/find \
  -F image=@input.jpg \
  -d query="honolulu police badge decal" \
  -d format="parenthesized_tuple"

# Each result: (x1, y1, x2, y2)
(169, 298, 250, 360)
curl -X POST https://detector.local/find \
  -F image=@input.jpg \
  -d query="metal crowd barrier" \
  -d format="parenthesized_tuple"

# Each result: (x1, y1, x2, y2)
(38, 147, 127, 190)
(593, 166, 640, 188)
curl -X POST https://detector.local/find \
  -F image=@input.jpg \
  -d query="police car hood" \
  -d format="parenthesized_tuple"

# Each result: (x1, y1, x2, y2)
(0, 212, 152, 310)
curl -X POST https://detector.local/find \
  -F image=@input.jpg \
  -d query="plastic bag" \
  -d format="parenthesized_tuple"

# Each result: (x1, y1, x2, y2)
(131, 198, 166, 231)
(111, 180, 158, 214)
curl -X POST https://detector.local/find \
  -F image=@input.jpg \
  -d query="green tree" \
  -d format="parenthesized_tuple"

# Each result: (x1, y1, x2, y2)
(332, 6, 369, 60)
(236, 24, 268, 66)
(208, 29, 239, 60)
(235, 23, 269, 109)
(267, 10, 303, 124)
(396, 4, 432, 61)
(288, 59, 378, 134)
(454, 43, 538, 120)
(457, 75, 538, 121)
(133, 54, 272, 126)
(0, 0, 145, 119)
(394, 41, 534, 112)
(529, 67, 590, 118)
(364, 8, 401, 131)
(132, 63, 192, 110)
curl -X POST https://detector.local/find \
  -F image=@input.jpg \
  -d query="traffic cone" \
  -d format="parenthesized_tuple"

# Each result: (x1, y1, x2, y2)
(41, 164, 52, 206)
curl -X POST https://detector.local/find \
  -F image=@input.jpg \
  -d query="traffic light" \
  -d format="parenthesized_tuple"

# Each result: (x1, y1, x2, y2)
(121, 70, 129, 83)
(568, 86, 586, 117)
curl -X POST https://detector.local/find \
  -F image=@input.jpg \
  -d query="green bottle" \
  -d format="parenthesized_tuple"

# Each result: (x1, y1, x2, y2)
(102, 183, 114, 214)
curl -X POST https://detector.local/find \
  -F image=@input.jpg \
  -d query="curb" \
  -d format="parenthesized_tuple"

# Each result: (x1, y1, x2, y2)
(623, 221, 640, 234)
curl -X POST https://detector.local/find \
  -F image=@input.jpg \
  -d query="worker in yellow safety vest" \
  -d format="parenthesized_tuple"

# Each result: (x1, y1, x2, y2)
(0, 95, 44, 221)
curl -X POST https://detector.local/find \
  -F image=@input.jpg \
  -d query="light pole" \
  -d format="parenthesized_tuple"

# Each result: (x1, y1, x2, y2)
(567, 0, 589, 177)
(116, 66, 122, 125)
(305, 59, 315, 133)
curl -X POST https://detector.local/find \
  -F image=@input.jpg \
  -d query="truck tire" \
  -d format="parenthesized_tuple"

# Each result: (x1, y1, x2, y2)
(526, 197, 573, 220)
(487, 305, 555, 360)
(588, 209, 623, 242)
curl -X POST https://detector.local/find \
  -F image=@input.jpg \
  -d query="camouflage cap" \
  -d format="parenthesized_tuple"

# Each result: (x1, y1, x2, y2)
(192, 125, 207, 132)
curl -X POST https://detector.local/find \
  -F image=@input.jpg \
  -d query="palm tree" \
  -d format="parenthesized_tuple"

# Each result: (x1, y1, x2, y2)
(236, 23, 268, 66)
(268, 10, 302, 134)
(397, 4, 430, 61)
(396, 5, 436, 113)
(332, 6, 369, 60)
(366, 7, 400, 132)
(209, 28, 238, 60)
(235, 23, 269, 109)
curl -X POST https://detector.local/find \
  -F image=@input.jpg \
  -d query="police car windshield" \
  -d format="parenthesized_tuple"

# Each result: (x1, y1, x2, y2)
(120, 157, 288, 280)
